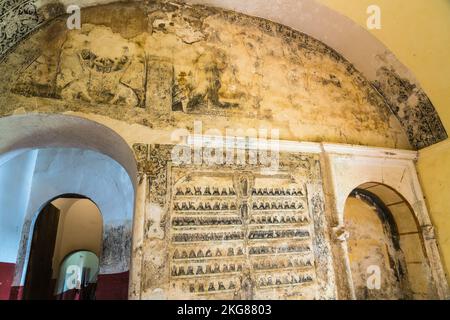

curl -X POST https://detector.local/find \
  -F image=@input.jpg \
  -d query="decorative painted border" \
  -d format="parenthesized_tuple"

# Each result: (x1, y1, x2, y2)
(0, 0, 43, 57)
(0, 0, 447, 150)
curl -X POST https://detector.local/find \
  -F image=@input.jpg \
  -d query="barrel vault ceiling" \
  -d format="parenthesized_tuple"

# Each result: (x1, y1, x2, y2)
(0, 0, 447, 150)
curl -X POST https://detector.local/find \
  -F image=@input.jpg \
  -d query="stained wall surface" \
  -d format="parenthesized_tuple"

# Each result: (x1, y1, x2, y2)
(317, 1, 450, 287)
(417, 140, 450, 288)
(345, 197, 403, 300)
(0, 1, 410, 149)
(0, 0, 449, 299)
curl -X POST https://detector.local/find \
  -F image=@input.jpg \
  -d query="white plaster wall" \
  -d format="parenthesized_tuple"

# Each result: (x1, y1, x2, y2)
(0, 150, 37, 263)
(27, 148, 133, 225)
(11, 147, 134, 286)
(0, 114, 138, 191)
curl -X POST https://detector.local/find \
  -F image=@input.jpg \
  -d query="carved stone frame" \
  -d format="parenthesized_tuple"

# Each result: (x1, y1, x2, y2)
(321, 144, 449, 299)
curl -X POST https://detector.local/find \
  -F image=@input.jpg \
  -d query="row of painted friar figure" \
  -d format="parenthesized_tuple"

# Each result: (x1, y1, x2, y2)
(173, 201, 305, 211)
(172, 263, 244, 277)
(173, 247, 245, 260)
(183, 275, 314, 292)
(173, 201, 237, 211)
(172, 231, 244, 242)
(252, 201, 305, 210)
(172, 229, 309, 242)
(249, 215, 308, 224)
(186, 281, 237, 293)
(176, 186, 236, 196)
(171, 215, 308, 226)
(252, 188, 304, 196)
(249, 245, 310, 255)
(258, 274, 313, 287)
(252, 258, 313, 270)
(171, 245, 311, 260)
(172, 217, 243, 226)
(174, 186, 304, 197)
(248, 229, 310, 239)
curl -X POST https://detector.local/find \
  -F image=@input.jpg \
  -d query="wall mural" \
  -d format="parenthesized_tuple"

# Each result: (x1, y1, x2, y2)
(0, 0, 43, 56)
(0, 1, 446, 150)
(132, 144, 335, 299)
(0, 1, 448, 301)
(372, 67, 447, 149)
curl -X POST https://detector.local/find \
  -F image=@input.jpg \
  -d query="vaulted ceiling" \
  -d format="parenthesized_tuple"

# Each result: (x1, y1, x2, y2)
(0, 0, 448, 149)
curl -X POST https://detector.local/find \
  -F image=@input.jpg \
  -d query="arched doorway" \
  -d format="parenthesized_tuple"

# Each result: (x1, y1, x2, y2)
(344, 183, 435, 300)
(23, 196, 102, 300)
(55, 250, 100, 300)
(0, 114, 137, 300)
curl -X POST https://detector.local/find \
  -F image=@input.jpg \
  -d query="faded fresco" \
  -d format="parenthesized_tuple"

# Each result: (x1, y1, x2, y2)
(0, 1, 416, 149)
(0, 0, 448, 301)
(130, 144, 335, 299)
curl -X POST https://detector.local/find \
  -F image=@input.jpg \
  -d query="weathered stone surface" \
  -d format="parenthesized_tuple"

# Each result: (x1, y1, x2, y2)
(372, 67, 447, 149)
(101, 223, 132, 274)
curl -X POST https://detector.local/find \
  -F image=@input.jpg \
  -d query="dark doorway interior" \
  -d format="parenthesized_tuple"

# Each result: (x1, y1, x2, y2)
(22, 196, 103, 300)
(23, 203, 60, 300)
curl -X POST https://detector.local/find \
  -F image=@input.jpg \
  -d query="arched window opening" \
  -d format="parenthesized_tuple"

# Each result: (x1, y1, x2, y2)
(55, 251, 99, 300)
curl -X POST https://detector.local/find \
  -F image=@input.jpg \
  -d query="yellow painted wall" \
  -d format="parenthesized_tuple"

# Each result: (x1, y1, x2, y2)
(417, 140, 450, 285)
(51, 198, 102, 279)
(317, 0, 450, 286)
(345, 197, 403, 299)
(318, 0, 450, 129)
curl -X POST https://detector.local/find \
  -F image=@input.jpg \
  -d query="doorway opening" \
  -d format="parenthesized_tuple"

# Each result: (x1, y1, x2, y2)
(344, 183, 435, 300)
(23, 196, 102, 300)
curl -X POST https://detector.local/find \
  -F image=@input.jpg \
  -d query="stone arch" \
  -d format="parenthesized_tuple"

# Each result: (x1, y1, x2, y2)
(0, 114, 138, 299)
(343, 184, 433, 299)
(0, 114, 137, 187)
(323, 146, 449, 299)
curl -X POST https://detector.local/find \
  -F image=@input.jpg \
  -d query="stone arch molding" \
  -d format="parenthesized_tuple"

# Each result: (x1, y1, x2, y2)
(0, 113, 138, 187)
(0, 0, 446, 149)
(322, 145, 450, 299)
(0, 113, 138, 293)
